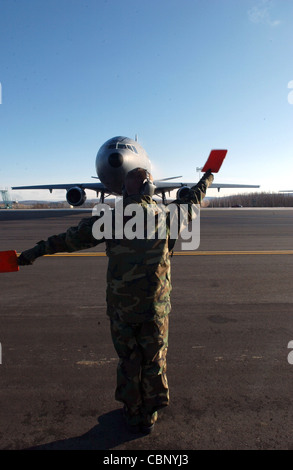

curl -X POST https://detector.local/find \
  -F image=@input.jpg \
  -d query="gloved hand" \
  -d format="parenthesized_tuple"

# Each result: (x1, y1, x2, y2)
(17, 241, 47, 266)
(202, 169, 214, 184)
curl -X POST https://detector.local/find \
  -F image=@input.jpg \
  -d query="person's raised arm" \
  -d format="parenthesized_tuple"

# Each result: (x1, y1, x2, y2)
(18, 216, 103, 266)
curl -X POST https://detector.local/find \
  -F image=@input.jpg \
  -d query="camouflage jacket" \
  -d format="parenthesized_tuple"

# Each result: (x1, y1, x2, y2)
(39, 172, 213, 322)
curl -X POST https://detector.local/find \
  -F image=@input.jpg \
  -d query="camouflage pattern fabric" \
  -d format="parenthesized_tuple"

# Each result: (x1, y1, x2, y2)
(29, 171, 213, 323)
(18, 171, 213, 422)
(110, 313, 169, 426)
(105, 194, 172, 323)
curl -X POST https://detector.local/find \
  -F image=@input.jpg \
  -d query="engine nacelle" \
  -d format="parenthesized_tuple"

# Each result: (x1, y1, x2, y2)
(176, 186, 192, 200)
(66, 187, 87, 206)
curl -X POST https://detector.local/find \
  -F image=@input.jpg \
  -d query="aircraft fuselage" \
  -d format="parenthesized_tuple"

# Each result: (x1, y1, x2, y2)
(95, 136, 152, 195)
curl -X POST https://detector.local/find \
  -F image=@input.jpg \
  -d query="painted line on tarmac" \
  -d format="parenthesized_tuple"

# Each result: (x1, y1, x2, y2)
(173, 250, 293, 256)
(40, 250, 293, 257)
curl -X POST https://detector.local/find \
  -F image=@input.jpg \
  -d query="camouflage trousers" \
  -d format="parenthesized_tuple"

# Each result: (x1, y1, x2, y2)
(110, 314, 169, 425)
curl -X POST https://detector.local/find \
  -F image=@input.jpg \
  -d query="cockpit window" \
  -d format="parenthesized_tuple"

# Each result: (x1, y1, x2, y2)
(108, 143, 138, 153)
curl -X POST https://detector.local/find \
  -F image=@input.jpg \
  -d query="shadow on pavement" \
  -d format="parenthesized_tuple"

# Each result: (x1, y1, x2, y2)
(26, 409, 140, 450)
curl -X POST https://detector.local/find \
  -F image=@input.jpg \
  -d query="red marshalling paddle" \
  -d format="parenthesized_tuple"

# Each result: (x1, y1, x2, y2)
(201, 149, 227, 173)
(0, 250, 19, 273)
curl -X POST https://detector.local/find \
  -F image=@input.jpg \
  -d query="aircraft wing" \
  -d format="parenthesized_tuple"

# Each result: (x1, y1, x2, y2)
(11, 181, 110, 206)
(153, 149, 259, 194)
(12, 179, 260, 207)
(12, 182, 107, 193)
(12, 180, 260, 194)
(210, 183, 260, 191)
(153, 180, 260, 194)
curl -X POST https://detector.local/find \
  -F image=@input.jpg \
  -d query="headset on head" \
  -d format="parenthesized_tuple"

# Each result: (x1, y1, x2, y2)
(140, 170, 156, 197)
(123, 169, 156, 198)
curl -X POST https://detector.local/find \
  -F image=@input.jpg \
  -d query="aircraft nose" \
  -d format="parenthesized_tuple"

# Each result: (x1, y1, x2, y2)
(108, 152, 123, 168)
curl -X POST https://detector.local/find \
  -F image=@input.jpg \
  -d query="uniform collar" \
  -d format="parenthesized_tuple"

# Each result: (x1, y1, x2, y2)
(123, 194, 153, 205)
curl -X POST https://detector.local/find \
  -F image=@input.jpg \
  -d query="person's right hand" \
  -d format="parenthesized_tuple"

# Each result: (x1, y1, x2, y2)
(18, 249, 37, 265)
(201, 169, 214, 184)
(17, 242, 47, 265)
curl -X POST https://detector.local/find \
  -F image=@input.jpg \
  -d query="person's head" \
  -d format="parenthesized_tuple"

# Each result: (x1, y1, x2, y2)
(123, 168, 155, 197)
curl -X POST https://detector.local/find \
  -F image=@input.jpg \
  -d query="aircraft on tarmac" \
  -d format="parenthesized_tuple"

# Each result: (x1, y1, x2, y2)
(12, 136, 260, 206)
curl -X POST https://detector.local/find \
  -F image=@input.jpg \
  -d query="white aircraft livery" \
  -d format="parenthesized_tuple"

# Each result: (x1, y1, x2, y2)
(12, 136, 259, 206)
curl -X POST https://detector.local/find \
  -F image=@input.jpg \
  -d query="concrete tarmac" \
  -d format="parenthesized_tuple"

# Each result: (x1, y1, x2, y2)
(1, 208, 293, 451)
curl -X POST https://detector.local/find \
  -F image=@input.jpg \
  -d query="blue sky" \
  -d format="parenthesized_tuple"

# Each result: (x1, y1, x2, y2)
(1, 0, 293, 201)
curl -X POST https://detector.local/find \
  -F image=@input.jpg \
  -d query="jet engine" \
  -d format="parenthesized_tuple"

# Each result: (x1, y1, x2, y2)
(176, 186, 192, 200)
(66, 187, 87, 206)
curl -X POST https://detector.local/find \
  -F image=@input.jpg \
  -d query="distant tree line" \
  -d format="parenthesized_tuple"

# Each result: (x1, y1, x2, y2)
(209, 192, 293, 208)
(11, 202, 70, 209)
(9, 200, 97, 209)
(6, 192, 293, 209)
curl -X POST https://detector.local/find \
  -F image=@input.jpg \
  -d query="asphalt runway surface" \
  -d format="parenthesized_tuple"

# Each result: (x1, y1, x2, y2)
(1, 208, 293, 453)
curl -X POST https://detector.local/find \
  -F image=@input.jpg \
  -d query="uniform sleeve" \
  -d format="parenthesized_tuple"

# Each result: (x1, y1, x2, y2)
(165, 171, 214, 251)
(168, 171, 214, 213)
(43, 216, 104, 254)
(177, 171, 214, 205)
(189, 170, 214, 204)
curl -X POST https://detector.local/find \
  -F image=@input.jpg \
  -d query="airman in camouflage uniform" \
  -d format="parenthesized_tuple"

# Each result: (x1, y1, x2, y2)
(18, 167, 213, 433)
